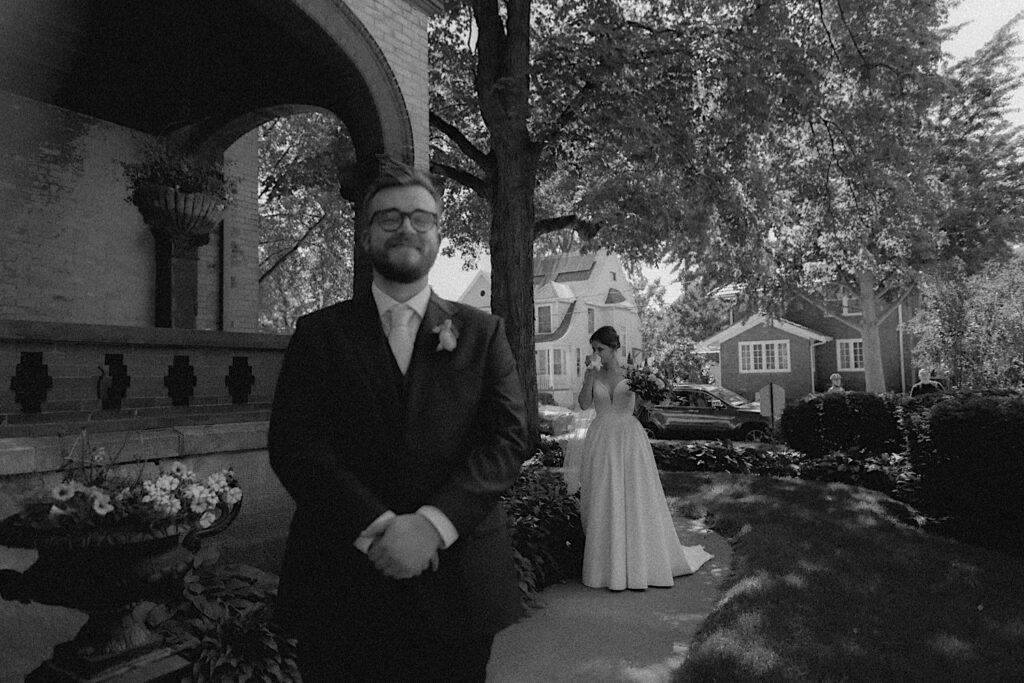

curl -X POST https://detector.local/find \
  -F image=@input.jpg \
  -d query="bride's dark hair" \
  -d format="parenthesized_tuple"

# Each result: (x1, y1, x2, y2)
(590, 325, 620, 349)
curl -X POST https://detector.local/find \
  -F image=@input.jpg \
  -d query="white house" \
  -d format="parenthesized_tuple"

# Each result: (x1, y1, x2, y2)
(458, 250, 643, 408)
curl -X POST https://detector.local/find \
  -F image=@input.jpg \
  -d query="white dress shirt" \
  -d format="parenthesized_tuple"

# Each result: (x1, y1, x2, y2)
(352, 283, 459, 553)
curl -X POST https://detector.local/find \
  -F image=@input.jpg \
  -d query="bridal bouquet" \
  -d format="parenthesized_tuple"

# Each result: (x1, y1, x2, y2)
(626, 364, 668, 404)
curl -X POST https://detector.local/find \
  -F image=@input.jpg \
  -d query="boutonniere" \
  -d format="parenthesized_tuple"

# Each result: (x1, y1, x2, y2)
(432, 319, 458, 352)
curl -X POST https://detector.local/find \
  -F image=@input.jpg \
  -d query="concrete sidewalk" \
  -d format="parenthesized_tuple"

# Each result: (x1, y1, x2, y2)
(488, 513, 732, 683)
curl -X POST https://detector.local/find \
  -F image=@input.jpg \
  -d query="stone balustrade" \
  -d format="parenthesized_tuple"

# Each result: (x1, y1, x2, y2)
(1, 320, 289, 438)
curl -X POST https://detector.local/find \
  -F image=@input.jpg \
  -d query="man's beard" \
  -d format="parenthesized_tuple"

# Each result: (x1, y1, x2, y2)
(368, 239, 437, 283)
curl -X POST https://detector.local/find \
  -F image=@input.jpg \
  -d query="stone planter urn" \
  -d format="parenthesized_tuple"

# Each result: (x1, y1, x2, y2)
(132, 182, 227, 329)
(0, 502, 239, 682)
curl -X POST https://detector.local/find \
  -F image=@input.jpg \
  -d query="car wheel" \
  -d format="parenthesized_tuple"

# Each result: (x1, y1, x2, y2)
(739, 425, 770, 442)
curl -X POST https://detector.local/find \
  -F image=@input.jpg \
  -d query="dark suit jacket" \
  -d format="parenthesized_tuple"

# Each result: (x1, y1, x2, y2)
(268, 290, 530, 645)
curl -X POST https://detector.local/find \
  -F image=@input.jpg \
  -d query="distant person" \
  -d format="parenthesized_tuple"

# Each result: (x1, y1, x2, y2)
(576, 325, 712, 590)
(910, 368, 945, 397)
(827, 373, 845, 393)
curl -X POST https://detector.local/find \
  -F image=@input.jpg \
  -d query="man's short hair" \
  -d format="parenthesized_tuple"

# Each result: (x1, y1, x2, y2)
(362, 157, 442, 214)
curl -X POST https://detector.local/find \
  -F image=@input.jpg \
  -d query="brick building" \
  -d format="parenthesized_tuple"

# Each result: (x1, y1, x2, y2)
(0, 1, 440, 678)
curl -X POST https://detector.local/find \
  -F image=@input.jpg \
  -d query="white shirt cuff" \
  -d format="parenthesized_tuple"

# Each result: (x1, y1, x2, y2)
(353, 510, 397, 554)
(417, 505, 459, 549)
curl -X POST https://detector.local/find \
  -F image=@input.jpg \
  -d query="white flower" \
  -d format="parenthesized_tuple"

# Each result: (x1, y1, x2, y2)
(432, 319, 458, 352)
(51, 482, 76, 501)
(184, 484, 218, 514)
(198, 511, 217, 529)
(167, 461, 189, 478)
(205, 471, 229, 493)
(92, 492, 114, 516)
(588, 354, 603, 371)
(154, 474, 180, 492)
(224, 487, 243, 506)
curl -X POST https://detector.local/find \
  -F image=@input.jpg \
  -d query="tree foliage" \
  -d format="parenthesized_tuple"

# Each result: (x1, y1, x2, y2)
(910, 253, 1024, 389)
(258, 113, 355, 332)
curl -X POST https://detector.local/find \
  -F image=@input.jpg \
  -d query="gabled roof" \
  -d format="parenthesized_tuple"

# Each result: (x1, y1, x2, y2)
(456, 271, 491, 306)
(697, 313, 832, 352)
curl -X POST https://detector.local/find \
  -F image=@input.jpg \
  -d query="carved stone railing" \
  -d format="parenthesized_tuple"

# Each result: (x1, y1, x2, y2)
(0, 320, 289, 438)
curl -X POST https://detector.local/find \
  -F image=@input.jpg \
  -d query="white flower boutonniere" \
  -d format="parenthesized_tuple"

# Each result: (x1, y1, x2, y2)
(433, 319, 458, 352)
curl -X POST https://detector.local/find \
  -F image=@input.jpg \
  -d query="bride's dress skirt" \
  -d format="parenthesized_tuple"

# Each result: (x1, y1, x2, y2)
(579, 410, 712, 590)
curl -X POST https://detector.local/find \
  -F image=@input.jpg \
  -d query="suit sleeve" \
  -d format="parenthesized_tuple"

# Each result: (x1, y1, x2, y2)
(268, 316, 389, 541)
(428, 317, 530, 535)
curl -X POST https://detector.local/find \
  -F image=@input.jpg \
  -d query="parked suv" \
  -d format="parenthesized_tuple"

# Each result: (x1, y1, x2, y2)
(636, 383, 771, 442)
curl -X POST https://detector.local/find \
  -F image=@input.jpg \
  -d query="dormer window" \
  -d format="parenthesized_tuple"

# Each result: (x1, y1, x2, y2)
(537, 305, 552, 334)
(611, 272, 616, 281)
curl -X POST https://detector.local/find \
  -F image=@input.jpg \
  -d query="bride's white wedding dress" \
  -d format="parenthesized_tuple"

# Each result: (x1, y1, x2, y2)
(579, 378, 712, 590)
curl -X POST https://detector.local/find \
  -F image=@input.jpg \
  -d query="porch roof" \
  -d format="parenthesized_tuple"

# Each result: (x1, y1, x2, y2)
(697, 314, 832, 353)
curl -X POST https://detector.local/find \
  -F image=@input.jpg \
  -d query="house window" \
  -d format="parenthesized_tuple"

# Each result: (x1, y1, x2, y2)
(739, 340, 791, 373)
(536, 350, 548, 375)
(837, 339, 865, 371)
(611, 272, 616, 281)
(587, 307, 595, 333)
(841, 294, 861, 316)
(552, 349, 563, 375)
(576, 348, 581, 375)
(537, 305, 552, 334)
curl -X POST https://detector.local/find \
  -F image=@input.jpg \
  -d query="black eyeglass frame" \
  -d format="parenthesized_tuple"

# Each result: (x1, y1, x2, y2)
(369, 209, 438, 233)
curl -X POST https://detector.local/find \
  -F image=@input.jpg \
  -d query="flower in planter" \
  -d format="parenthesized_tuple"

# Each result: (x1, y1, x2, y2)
(5, 429, 242, 538)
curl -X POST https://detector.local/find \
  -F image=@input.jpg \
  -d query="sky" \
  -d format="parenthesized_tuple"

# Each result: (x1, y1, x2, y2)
(429, 0, 1024, 301)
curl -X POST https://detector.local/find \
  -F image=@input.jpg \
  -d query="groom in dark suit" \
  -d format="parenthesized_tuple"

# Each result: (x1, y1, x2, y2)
(268, 160, 530, 682)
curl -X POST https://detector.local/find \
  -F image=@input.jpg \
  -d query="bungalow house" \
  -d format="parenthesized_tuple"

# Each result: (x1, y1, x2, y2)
(698, 285, 920, 402)
(459, 250, 643, 408)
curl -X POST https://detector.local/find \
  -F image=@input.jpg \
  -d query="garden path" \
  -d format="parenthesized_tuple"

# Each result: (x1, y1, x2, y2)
(488, 510, 731, 682)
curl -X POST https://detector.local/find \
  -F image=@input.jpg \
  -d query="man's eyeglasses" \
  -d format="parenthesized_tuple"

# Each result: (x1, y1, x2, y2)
(370, 209, 438, 233)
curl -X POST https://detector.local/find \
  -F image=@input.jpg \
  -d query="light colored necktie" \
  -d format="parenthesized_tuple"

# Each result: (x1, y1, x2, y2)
(388, 304, 416, 374)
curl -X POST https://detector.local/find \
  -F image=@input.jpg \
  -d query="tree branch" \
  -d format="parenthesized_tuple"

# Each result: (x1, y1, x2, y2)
(533, 214, 602, 240)
(429, 111, 492, 170)
(429, 156, 492, 199)
(259, 213, 327, 283)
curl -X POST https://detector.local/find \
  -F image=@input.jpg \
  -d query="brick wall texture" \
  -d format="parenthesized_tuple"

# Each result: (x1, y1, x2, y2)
(348, 0, 433, 167)
(0, 0, 432, 330)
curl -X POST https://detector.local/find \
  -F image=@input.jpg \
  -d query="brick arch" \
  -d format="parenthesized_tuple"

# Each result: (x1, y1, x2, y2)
(183, 0, 414, 175)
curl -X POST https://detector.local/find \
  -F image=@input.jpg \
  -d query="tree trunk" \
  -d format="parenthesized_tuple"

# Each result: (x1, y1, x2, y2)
(471, 0, 541, 442)
(857, 268, 887, 393)
(489, 150, 540, 441)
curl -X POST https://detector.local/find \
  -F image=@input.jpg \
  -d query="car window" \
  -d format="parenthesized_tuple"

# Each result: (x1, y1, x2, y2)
(705, 386, 749, 407)
(690, 392, 711, 408)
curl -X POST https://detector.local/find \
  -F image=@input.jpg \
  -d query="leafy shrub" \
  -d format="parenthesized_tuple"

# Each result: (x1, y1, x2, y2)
(501, 463, 584, 605)
(153, 549, 299, 683)
(651, 440, 912, 498)
(909, 392, 1024, 553)
(535, 435, 564, 467)
(780, 391, 900, 458)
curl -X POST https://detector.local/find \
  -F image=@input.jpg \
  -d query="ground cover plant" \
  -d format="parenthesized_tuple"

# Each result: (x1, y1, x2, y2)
(663, 471, 1024, 682)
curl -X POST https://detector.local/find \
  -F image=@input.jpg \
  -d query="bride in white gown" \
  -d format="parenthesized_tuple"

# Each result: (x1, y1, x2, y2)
(577, 326, 712, 590)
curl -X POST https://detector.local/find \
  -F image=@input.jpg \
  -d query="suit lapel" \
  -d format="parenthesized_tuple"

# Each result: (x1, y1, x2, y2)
(406, 294, 460, 411)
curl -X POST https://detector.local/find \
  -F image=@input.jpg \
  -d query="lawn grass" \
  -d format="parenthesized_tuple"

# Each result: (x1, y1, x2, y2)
(660, 471, 1024, 682)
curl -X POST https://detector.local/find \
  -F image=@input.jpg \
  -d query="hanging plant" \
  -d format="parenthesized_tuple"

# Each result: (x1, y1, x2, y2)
(123, 140, 237, 241)
(123, 140, 236, 205)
